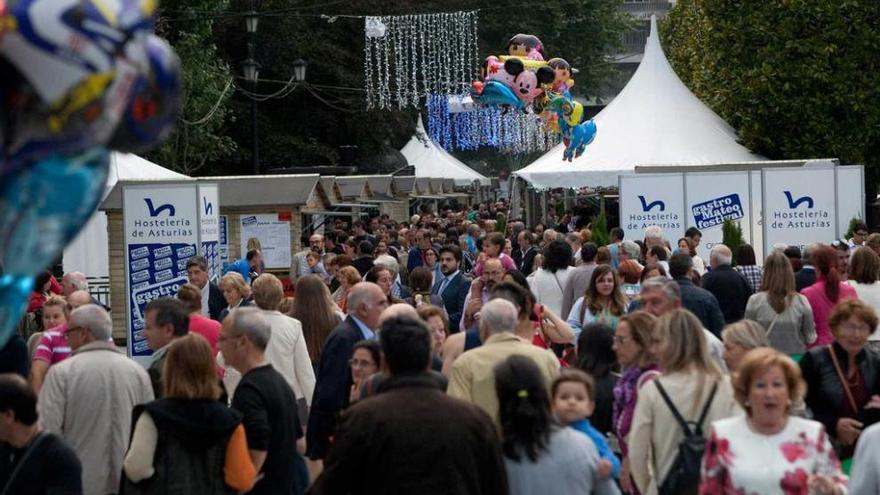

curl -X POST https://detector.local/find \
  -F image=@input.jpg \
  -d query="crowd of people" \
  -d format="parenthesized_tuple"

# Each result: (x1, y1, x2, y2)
(5, 202, 880, 494)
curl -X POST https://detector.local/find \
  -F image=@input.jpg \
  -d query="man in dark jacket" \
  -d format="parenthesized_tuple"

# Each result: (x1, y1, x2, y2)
(186, 255, 225, 321)
(511, 230, 538, 276)
(432, 245, 471, 333)
(796, 243, 818, 292)
(351, 240, 376, 277)
(308, 315, 507, 495)
(306, 283, 388, 461)
(143, 298, 189, 398)
(668, 253, 725, 337)
(701, 244, 753, 324)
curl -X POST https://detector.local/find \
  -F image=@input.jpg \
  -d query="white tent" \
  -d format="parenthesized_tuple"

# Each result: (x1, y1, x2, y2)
(400, 116, 490, 187)
(515, 16, 766, 190)
(62, 153, 188, 278)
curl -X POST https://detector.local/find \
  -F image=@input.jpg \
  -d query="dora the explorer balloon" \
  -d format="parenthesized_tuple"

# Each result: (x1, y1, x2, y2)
(547, 58, 575, 95)
(506, 34, 545, 61)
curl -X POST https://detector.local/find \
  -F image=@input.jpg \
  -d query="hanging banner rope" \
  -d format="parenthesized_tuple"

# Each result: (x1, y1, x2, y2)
(364, 11, 479, 109)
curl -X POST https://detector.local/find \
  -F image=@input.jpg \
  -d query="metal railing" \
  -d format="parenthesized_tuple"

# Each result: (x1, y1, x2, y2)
(87, 276, 111, 308)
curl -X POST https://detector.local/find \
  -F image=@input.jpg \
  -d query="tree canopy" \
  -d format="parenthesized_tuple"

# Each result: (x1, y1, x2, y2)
(662, 0, 880, 218)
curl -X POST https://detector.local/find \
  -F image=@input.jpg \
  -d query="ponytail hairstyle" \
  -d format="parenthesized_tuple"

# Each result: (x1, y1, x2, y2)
(494, 355, 555, 462)
(812, 245, 842, 302)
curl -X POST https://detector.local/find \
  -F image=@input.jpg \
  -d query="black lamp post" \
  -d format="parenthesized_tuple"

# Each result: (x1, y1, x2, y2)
(245, 7, 260, 175)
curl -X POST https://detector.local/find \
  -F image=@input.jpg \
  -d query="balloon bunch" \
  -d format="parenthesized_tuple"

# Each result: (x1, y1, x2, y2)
(0, 0, 182, 347)
(469, 33, 594, 160)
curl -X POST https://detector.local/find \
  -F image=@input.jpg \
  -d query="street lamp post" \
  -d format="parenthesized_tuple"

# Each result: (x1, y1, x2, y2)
(245, 8, 260, 175)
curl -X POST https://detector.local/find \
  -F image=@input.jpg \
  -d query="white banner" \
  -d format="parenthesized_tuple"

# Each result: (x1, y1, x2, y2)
(619, 174, 685, 245)
(684, 171, 753, 262)
(239, 214, 291, 269)
(123, 184, 199, 366)
(197, 184, 220, 281)
(762, 167, 837, 255)
(836, 165, 865, 238)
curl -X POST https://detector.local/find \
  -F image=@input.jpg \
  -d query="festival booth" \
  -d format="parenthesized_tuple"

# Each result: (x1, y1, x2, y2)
(99, 174, 332, 343)
(62, 153, 188, 292)
(361, 175, 410, 223)
(400, 116, 490, 187)
(412, 176, 446, 214)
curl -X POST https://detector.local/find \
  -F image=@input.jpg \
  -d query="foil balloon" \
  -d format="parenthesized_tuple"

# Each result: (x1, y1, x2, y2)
(546, 95, 596, 161)
(0, 150, 109, 343)
(108, 34, 183, 153)
(0, 0, 181, 348)
(472, 81, 525, 110)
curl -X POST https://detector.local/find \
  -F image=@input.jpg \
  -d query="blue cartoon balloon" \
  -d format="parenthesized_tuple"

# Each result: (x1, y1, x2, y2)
(0, 0, 180, 348)
(471, 81, 526, 111)
(546, 94, 597, 161)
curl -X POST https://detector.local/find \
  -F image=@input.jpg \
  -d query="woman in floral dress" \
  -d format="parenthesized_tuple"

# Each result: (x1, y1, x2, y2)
(700, 348, 847, 494)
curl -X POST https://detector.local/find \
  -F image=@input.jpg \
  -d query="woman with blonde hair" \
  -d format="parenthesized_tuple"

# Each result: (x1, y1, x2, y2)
(700, 348, 846, 494)
(721, 319, 769, 371)
(291, 274, 343, 363)
(629, 309, 739, 495)
(744, 251, 815, 356)
(332, 265, 361, 313)
(123, 334, 256, 493)
(218, 272, 252, 322)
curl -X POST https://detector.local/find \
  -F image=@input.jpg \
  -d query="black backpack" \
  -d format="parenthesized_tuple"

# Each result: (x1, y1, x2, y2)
(654, 380, 718, 495)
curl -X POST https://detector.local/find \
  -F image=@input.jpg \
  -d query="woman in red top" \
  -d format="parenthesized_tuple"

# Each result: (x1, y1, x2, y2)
(176, 284, 221, 354)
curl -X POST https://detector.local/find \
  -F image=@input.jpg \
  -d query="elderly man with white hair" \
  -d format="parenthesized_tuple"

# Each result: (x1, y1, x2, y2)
(447, 298, 560, 425)
(38, 305, 153, 495)
(701, 243, 753, 324)
(643, 225, 665, 251)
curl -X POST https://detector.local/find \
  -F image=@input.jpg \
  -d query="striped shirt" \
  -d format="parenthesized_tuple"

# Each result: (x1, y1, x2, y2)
(33, 325, 72, 365)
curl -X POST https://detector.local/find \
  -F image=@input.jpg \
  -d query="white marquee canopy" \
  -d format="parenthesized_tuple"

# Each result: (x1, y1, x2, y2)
(515, 16, 765, 190)
(400, 116, 490, 187)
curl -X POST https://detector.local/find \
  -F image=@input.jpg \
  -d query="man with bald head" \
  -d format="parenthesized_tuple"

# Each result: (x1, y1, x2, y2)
(701, 243, 753, 324)
(460, 258, 505, 331)
(61, 274, 111, 310)
(448, 299, 560, 424)
(307, 282, 388, 461)
(60, 272, 88, 297)
(290, 233, 328, 284)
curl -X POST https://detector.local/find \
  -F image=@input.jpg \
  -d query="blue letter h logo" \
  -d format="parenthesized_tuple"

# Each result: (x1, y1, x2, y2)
(784, 191, 814, 209)
(638, 195, 665, 212)
(144, 198, 175, 217)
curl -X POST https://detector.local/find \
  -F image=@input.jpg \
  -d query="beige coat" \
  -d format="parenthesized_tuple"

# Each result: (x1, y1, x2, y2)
(628, 371, 740, 495)
(448, 332, 560, 426)
(38, 341, 153, 495)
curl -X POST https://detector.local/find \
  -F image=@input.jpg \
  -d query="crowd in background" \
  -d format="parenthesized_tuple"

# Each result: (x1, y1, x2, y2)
(5, 199, 880, 494)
